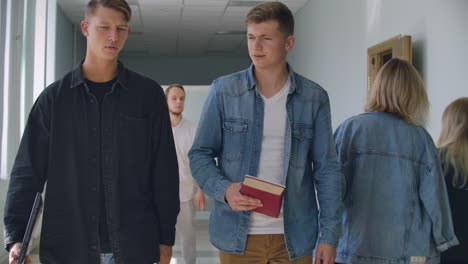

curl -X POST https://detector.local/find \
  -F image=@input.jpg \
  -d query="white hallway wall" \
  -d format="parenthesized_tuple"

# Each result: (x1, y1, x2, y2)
(119, 54, 251, 86)
(119, 54, 251, 125)
(289, 0, 468, 139)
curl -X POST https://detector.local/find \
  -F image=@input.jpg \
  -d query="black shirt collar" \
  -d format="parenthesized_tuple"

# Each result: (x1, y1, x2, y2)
(70, 60, 129, 90)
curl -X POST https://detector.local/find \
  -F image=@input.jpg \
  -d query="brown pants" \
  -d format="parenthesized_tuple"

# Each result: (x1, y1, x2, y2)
(219, 234, 313, 264)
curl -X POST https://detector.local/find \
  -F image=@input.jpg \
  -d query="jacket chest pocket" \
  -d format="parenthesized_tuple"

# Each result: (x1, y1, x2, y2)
(118, 113, 150, 180)
(290, 124, 313, 168)
(222, 119, 248, 161)
(119, 113, 149, 136)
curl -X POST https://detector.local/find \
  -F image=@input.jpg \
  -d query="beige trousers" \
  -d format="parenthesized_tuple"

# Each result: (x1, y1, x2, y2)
(219, 234, 313, 264)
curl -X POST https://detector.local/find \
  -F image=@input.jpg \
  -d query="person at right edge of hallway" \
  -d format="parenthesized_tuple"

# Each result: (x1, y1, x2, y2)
(438, 97, 468, 264)
(189, 2, 342, 264)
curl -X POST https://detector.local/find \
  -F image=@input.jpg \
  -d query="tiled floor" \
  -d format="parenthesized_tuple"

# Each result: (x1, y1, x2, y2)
(27, 216, 219, 264)
(172, 217, 219, 264)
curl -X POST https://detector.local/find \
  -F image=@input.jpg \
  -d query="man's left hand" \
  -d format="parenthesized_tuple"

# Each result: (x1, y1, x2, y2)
(158, 245, 172, 264)
(314, 243, 336, 264)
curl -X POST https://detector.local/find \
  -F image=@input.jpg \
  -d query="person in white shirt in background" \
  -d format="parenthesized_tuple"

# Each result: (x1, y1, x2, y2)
(166, 84, 205, 264)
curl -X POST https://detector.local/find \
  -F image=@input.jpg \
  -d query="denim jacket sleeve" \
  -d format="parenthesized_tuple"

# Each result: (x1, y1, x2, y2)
(3, 91, 50, 251)
(189, 81, 232, 204)
(419, 145, 459, 252)
(333, 123, 348, 200)
(311, 97, 343, 247)
(151, 87, 180, 246)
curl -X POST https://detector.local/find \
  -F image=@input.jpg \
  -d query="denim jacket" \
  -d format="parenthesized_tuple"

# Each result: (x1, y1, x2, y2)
(334, 112, 458, 264)
(189, 64, 342, 260)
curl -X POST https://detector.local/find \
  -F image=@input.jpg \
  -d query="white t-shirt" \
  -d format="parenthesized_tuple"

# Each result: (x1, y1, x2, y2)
(172, 118, 198, 202)
(248, 78, 290, 234)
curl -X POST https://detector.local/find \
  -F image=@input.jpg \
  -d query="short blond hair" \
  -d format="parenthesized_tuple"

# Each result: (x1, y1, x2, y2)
(438, 97, 468, 189)
(365, 58, 429, 125)
(86, 0, 132, 22)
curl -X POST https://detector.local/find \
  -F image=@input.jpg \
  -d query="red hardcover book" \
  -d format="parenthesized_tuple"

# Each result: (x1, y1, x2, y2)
(240, 175, 286, 218)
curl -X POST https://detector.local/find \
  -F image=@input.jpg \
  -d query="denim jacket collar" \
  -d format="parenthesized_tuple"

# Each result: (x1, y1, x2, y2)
(246, 63, 298, 94)
(70, 60, 129, 90)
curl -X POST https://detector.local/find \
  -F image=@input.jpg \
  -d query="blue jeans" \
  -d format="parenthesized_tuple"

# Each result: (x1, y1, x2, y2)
(101, 253, 159, 264)
(101, 253, 115, 264)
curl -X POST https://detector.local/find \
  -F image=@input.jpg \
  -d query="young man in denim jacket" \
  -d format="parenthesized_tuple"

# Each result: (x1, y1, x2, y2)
(189, 2, 342, 264)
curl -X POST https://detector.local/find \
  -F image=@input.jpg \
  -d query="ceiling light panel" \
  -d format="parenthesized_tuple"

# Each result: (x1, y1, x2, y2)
(139, 0, 183, 5)
(223, 6, 252, 17)
(281, 1, 309, 13)
(140, 5, 182, 16)
(228, 0, 269, 7)
(183, 6, 225, 17)
(184, 0, 229, 7)
(140, 5, 182, 26)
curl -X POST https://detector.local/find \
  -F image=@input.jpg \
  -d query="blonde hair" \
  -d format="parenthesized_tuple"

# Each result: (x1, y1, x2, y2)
(438, 97, 468, 189)
(365, 58, 429, 125)
(86, 0, 132, 22)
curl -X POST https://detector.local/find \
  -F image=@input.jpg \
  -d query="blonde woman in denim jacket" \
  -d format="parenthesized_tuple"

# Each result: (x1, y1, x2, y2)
(334, 59, 458, 264)
(438, 97, 468, 264)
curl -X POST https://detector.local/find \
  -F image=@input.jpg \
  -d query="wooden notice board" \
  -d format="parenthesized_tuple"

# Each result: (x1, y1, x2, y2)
(367, 35, 412, 92)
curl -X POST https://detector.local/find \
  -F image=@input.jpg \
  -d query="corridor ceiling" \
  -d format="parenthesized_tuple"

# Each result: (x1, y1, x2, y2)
(57, 0, 309, 56)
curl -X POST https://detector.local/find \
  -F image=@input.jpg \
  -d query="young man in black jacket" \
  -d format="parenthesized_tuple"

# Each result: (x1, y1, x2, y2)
(4, 1, 179, 263)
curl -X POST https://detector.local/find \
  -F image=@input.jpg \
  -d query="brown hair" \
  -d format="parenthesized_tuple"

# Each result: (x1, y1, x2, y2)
(86, 0, 132, 22)
(245, 2, 294, 36)
(165, 84, 185, 97)
(365, 58, 429, 125)
(438, 97, 468, 189)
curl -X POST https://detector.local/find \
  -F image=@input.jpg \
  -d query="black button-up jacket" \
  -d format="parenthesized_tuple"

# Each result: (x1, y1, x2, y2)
(3, 62, 180, 264)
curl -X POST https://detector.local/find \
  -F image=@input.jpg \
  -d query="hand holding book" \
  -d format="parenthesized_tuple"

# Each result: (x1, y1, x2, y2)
(240, 175, 286, 218)
(225, 182, 263, 211)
